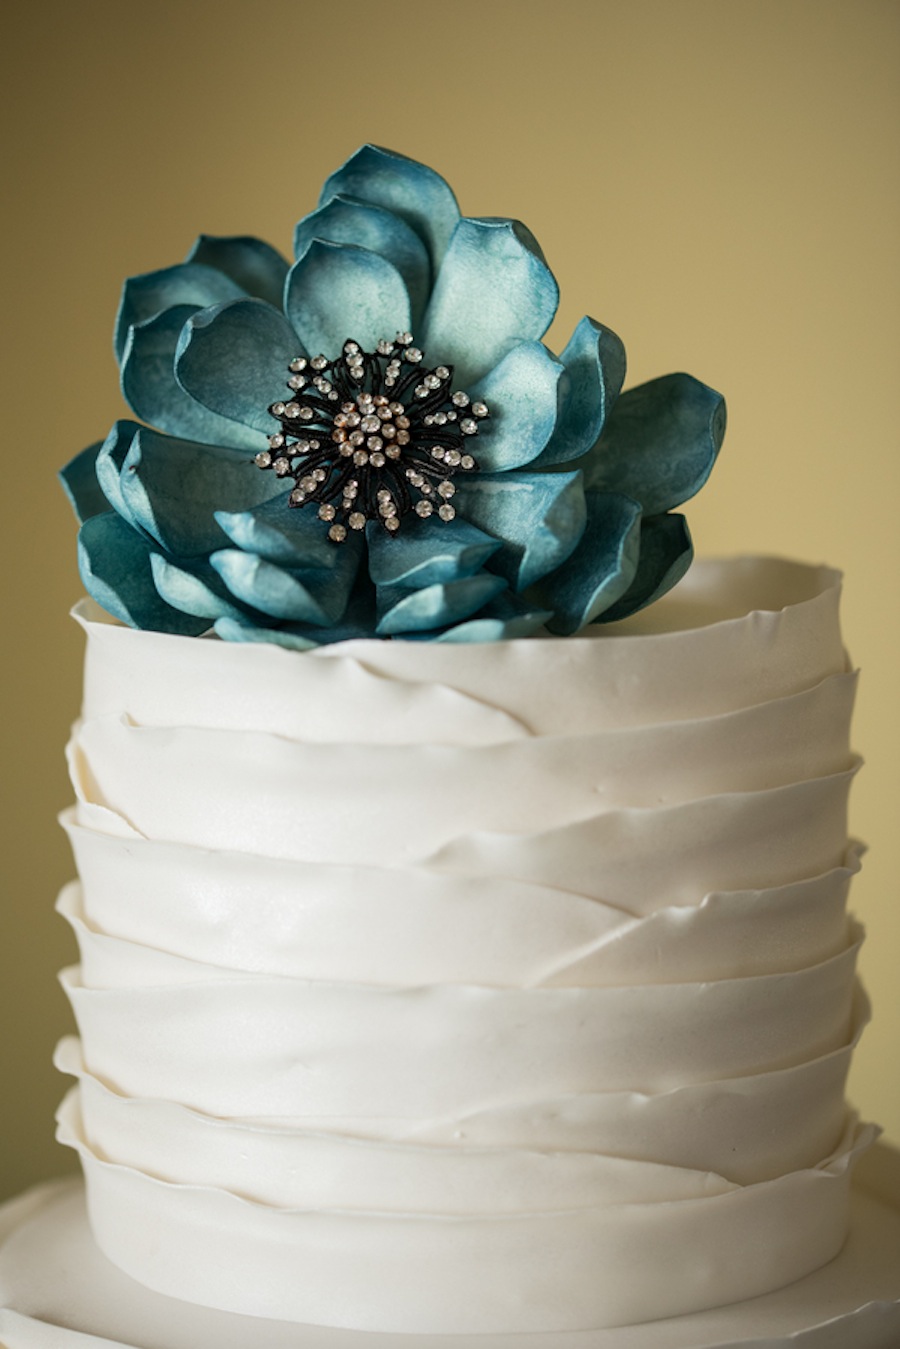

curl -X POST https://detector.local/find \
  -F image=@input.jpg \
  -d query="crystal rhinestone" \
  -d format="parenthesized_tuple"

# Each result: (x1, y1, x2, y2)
(425, 374, 441, 390)
(333, 428, 348, 444)
(461, 454, 475, 470)
(386, 444, 401, 458)
(472, 401, 489, 418)
(460, 418, 477, 435)
(377, 339, 394, 355)
(289, 357, 307, 372)
(300, 474, 317, 491)
(328, 390, 339, 400)
(353, 450, 369, 465)
(384, 515, 401, 532)
(396, 430, 410, 445)
(346, 480, 359, 497)
(358, 391, 374, 405)
(318, 504, 336, 521)
(435, 365, 450, 379)
(389, 401, 404, 415)
(376, 405, 392, 420)
(349, 511, 366, 529)
(433, 412, 447, 425)
(339, 443, 354, 457)
(445, 449, 462, 466)
(382, 424, 396, 439)
(367, 436, 384, 451)
(407, 470, 424, 486)
(272, 402, 286, 416)
(329, 523, 347, 542)
(255, 450, 272, 468)
(370, 451, 386, 467)
(415, 384, 429, 398)
(377, 488, 392, 502)
(313, 468, 327, 481)
(347, 411, 361, 427)
(396, 330, 413, 345)
(290, 489, 306, 503)
(415, 499, 434, 517)
(274, 458, 291, 476)
(395, 415, 410, 429)
(269, 432, 285, 447)
(438, 503, 456, 521)
(311, 355, 328, 370)
(344, 341, 360, 354)
(423, 416, 434, 426)
(309, 439, 320, 450)
(431, 447, 445, 460)
(404, 347, 422, 362)
(349, 431, 365, 446)
(299, 407, 314, 421)
(288, 374, 306, 389)
(284, 402, 300, 418)
(447, 410, 458, 420)
(452, 391, 469, 406)
(379, 501, 397, 518)
(438, 480, 456, 498)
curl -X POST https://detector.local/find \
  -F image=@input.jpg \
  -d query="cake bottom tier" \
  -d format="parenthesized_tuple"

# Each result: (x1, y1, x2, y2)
(2, 1177, 900, 1349)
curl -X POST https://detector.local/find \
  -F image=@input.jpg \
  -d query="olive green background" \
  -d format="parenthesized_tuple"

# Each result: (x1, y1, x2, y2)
(2, 0, 898, 1205)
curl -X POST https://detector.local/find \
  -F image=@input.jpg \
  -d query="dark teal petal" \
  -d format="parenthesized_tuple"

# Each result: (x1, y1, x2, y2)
(421, 218, 559, 386)
(535, 492, 642, 636)
(150, 553, 252, 622)
(120, 426, 282, 556)
(532, 317, 627, 468)
(434, 593, 553, 643)
(184, 236, 289, 308)
(215, 584, 377, 648)
(175, 298, 300, 435)
(285, 241, 411, 361)
(77, 512, 208, 635)
(595, 513, 694, 624)
(582, 373, 726, 515)
(470, 343, 563, 471)
(210, 544, 361, 626)
(376, 572, 506, 637)
(294, 196, 430, 331)
(121, 306, 260, 450)
(319, 145, 460, 276)
(95, 421, 142, 526)
(59, 442, 106, 523)
(454, 470, 586, 591)
(214, 616, 318, 650)
(114, 263, 244, 363)
(367, 514, 500, 587)
(215, 496, 354, 568)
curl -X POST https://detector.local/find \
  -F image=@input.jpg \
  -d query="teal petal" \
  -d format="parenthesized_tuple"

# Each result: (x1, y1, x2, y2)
(532, 317, 627, 468)
(114, 263, 244, 363)
(421, 218, 559, 386)
(215, 585, 377, 648)
(214, 616, 318, 650)
(294, 196, 430, 331)
(583, 373, 726, 515)
(434, 593, 553, 643)
(120, 426, 282, 556)
(59, 442, 106, 523)
(376, 572, 506, 637)
(367, 514, 500, 587)
(319, 145, 460, 276)
(535, 491, 642, 636)
(210, 544, 361, 626)
(77, 512, 208, 635)
(454, 470, 586, 591)
(215, 496, 355, 568)
(184, 235, 289, 308)
(470, 342, 563, 471)
(150, 553, 251, 622)
(285, 241, 412, 360)
(596, 513, 694, 624)
(121, 306, 260, 450)
(95, 421, 142, 527)
(175, 298, 300, 435)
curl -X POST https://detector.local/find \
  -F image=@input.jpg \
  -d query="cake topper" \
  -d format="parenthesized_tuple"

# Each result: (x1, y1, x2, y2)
(60, 145, 725, 646)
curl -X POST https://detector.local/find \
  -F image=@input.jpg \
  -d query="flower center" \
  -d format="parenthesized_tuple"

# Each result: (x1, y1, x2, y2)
(255, 333, 488, 542)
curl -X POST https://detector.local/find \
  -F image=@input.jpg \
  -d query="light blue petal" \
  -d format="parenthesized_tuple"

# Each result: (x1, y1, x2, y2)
(184, 235, 289, 308)
(535, 492, 642, 636)
(376, 572, 506, 637)
(121, 306, 261, 450)
(470, 342, 563, 471)
(367, 514, 501, 587)
(150, 553, 251, 621)
(285, 241, 412, 361)
(114, 263, 245, 363)
(595, 514, 694, 624)
(95, 421, 142, 527)
(77, 512, 208, 635)
(583, 373, 726, 515)
(454, 470, 586, 591)
(531, 317, 627, 467)
(214, 616, 318, 650)
(120, 426, 283, 556)
(319, 145, 460, 276)
(216, 496, 354, 568)
(294, 196, 430, 331)
(175, 298, 301, 435)
(421, 218, 559, 386)
(216, 585, 377, 648)
(59, 442, 106, 523)
(210, 545, 361, 626)
(434, 593, 553, 643)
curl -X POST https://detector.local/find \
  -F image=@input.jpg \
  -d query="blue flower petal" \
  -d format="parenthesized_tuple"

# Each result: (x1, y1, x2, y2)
(534, 491, 642, 636)
(77, 512, 208, 635)
(294, 197, 430, 332)
(210, 544, 361, 626)
(367, 514, 501, 587)
(95, 421, 142, 527)
(583, 373, 726, 515)
(285, 241, 412, 361)
(469, 342, 563, 471)
(214, 616, 318, 650)
(175, 298, 301, 435)
(531, 317, 627, 468)
(376, 572, 507, 637)
(595, 513, 694, 624)
(59, 442, 106, 523)
(215, 497, 358, 569)
(319, 145, 460, 277)
(421, 218, 559, 386)
(150, 553, 251, 622)
(184, 235, 289, 308)
(121, 306, 260, 450)
(120, 426, 282, 556)
(434, 593, 553, 643)
(114, 263, 245, 364)
(454, 470, 586, 591)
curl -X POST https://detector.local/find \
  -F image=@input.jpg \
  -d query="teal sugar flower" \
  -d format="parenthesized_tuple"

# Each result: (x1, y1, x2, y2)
(60, 146, 726, 646)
